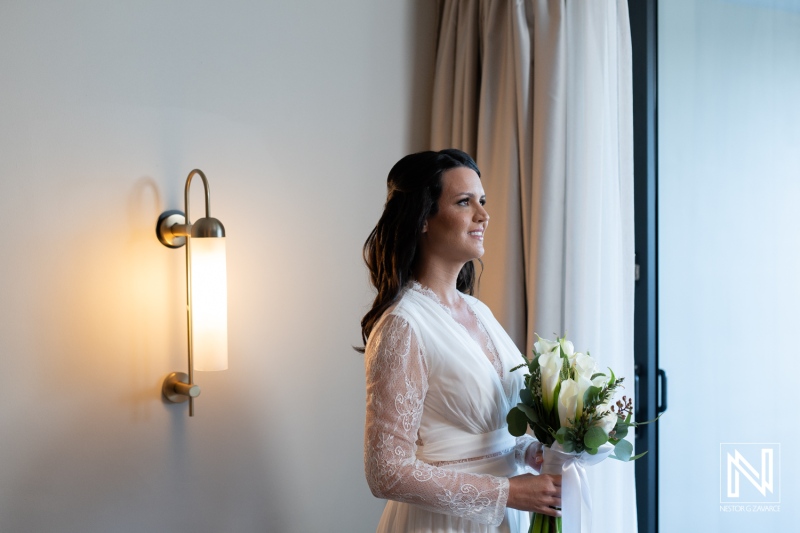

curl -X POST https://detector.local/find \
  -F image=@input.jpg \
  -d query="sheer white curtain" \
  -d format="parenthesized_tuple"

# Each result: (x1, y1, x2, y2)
(431, 1, 636, 531)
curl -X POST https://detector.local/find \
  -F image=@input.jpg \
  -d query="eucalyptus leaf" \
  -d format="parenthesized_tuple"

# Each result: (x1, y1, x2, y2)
(507, 407, 528, 437)
(562, 439, 575, 453)
(584, 426, 609, 448)
(555, 427, 568, 444)
(516, 403, 539, 423)
(630, 451, 649, 461)
(613, 424, 629, 440)
(613, 438, 633, 461)
(520, 388, 533, 405)
(586, 446, 598, 455)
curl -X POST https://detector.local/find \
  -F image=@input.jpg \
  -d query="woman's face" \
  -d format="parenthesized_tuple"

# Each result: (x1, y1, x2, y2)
(421, 166, 489, 266)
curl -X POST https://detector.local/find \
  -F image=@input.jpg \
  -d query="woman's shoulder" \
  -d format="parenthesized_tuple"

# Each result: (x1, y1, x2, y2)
(382, 288, 418, 318)
(367, 290, 420, 342)
(364, 295, 430, 366)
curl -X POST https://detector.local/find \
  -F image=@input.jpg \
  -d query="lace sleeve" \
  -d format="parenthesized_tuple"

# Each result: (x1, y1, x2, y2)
(514, 435, 542, 474)
(364, 314, 509, 526)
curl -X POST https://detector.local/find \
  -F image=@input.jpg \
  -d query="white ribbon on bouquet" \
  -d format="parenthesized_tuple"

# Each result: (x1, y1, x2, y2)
(541, 442, 615, 533)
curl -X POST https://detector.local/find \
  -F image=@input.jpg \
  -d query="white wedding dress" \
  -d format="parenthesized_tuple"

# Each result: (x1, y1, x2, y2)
(364, 282, 537, 533)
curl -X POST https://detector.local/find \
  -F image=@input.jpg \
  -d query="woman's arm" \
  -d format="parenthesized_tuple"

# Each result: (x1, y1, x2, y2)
(364, 314, 508, 526)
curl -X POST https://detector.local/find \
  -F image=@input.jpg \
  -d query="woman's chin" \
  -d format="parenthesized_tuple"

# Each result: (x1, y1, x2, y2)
(469, 248, 485, 261)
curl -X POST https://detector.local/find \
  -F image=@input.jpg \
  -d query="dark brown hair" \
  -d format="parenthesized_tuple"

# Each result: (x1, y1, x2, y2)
(358, 149, 481, 349)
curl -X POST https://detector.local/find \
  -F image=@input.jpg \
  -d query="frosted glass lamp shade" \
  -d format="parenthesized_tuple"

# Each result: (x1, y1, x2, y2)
(190, 237, 228, 371)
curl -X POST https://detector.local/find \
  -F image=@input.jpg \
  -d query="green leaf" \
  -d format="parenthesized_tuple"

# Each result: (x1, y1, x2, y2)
(506, 407, 528, 437)
(552, 381, 562, 417)
(585, 446, 598, 455)
(613, 423, 629, 440)
(584, 426, 609, 449)
(590, 373, 606, 381)
(559, 353, 571, 380)
(630, 451, 649, 461)
(608, 367, 616, 386)
(520, 387, 533, 405)
(562, 439, 575, 453)
(516, 403, 539, 423)
(583, 385, 602, 407)
(613, 438, 633, 461)
(555, 427, 569, 444)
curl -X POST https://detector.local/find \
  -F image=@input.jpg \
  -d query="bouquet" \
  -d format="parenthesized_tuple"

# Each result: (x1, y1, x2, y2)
(507, 335, 655, 533)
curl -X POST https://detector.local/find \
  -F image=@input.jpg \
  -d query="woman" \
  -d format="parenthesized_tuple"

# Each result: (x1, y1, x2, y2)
(361, 149, 562, 532)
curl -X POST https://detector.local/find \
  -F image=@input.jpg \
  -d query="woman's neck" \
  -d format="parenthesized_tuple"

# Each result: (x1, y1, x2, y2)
(413, 262, 464, 309)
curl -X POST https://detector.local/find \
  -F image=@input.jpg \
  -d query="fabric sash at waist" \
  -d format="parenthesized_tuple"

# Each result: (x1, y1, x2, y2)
(416, 427, 517, 463)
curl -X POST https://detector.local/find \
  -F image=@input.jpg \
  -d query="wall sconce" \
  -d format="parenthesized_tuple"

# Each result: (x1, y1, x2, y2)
(156, 169, 228, 416)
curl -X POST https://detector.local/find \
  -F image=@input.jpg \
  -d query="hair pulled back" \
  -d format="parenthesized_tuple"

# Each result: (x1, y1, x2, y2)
(359, 148, 481, 348)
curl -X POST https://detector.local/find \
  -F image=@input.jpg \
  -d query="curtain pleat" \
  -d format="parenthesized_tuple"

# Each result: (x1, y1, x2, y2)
(432, 0, 532, 346)
(431, 1, 637, 531)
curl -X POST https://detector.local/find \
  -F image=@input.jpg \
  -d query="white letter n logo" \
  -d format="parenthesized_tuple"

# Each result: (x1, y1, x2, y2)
(727, 448, 774, 497)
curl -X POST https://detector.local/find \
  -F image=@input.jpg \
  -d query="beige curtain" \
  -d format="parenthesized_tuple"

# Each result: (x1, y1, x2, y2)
(432, 0, 532, 347)
(431, 1, 637, 531)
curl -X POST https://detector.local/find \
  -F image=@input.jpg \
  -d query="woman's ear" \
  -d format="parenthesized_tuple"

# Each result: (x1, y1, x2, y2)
(422, 220, 428, 233)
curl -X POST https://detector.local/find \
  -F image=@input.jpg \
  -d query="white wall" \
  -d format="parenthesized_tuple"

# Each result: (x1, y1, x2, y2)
(0, 1, 437, 531)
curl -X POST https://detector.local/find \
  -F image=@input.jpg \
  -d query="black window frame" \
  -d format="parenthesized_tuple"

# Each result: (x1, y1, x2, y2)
(630, 1, 661, 532)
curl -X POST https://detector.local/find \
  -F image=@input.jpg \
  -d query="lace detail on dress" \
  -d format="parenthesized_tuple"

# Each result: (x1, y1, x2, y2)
(431, 447, 516, 467)
(475, 314, 504, 380)
(408, 281, 504, 381)
(364, 313, 509, 526)
(513, 434, 540, 474)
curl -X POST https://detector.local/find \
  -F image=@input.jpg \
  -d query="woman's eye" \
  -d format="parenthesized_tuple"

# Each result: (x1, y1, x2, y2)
(457, 198, 470, 205)
(479, 198, 486, 206)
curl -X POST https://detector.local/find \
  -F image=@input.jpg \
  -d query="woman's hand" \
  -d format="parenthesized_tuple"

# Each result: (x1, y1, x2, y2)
(506, 473, 562, 517)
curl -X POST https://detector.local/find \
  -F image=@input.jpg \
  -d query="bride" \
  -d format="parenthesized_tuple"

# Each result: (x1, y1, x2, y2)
(361, 149, 562, 532)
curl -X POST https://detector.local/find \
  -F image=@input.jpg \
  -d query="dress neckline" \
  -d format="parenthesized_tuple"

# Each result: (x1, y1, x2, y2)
(408, 280, 506, 384)
(408, 280, 464, 314)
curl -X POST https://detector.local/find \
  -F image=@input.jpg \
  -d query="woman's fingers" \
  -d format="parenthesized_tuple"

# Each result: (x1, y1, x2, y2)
(507, 473, 563, 513)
